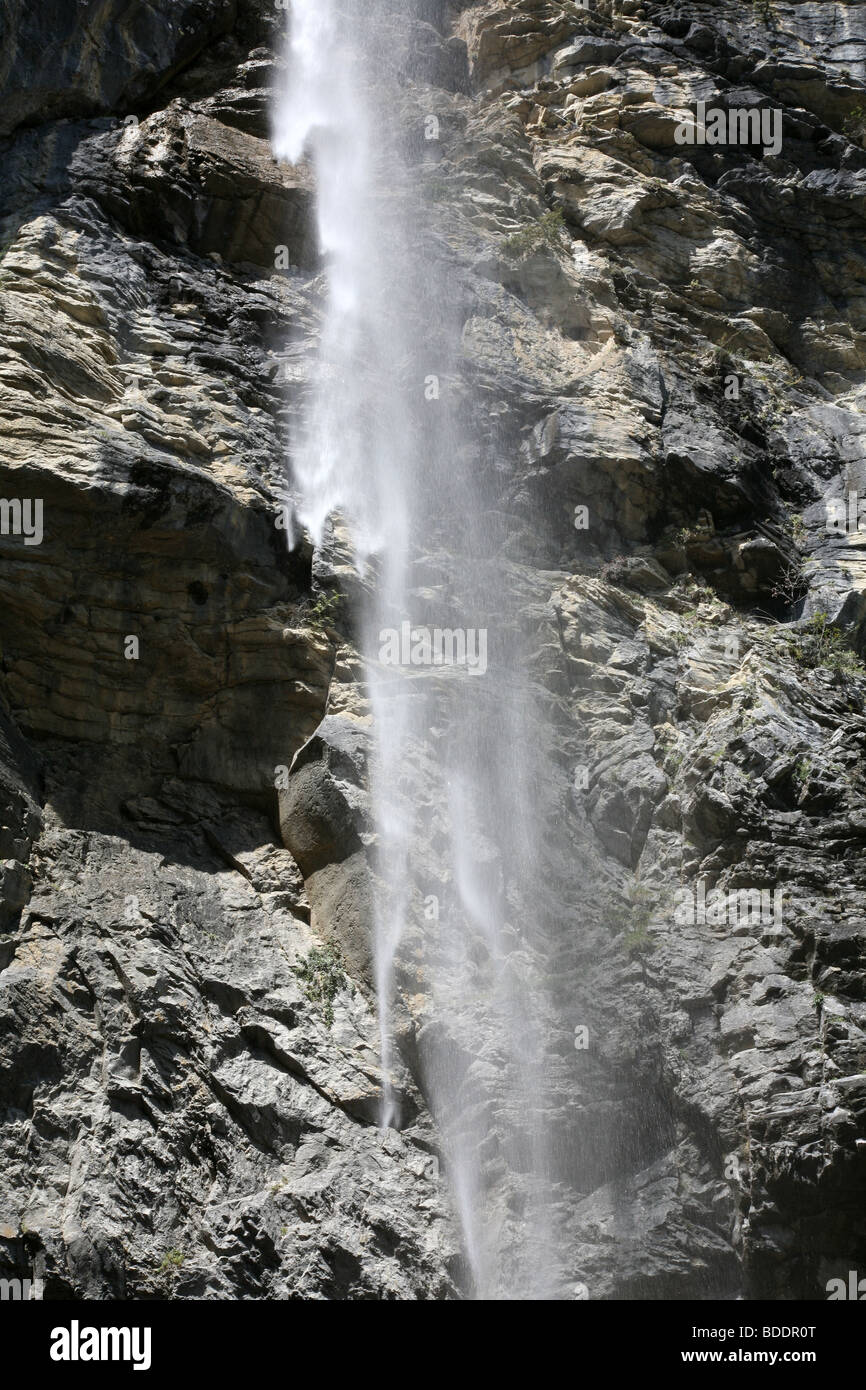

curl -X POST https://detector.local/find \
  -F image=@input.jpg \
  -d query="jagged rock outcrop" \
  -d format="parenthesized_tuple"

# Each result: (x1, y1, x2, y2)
(1, 0, 865, 1300)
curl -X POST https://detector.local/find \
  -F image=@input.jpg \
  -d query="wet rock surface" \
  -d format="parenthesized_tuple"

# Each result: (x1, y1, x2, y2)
(1, 0, 865, 1299)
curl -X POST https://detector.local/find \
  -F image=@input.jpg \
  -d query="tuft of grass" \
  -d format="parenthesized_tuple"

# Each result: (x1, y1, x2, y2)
(624, 922, 657, 956)
(154, 1247, 186, 1299)
(611, 883, 658, 956)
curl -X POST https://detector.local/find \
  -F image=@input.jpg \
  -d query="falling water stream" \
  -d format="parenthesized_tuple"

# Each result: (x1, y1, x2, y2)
(273, 0, 573, 1299)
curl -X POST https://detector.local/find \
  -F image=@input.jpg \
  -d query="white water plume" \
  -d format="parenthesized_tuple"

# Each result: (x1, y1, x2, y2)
(274, 0, 570, 1299)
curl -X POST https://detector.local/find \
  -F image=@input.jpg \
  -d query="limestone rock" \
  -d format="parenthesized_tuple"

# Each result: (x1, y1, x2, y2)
(2, 0, 866, 1302)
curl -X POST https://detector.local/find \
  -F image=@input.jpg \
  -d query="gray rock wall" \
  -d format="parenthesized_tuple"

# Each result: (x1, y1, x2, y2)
(1, 0, 865, 1299)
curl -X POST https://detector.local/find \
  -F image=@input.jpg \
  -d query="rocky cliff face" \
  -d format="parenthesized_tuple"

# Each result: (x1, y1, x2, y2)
(1, 0, 865, 1300)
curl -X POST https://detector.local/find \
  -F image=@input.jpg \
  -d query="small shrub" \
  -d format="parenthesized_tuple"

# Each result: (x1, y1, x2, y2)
(304, 590, 343, 637)
(296, 943, 347, 1026)
(600, 555, 630, 585)
(675, 525, 704, 549)
(789, 611, 866, 678)
(502, 208, 566, 260)
(771, 552, 812, 608)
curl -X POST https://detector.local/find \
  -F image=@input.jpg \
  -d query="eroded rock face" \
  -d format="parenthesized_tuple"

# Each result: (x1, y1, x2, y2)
(0, 0, 457, 1301)
(0, 0, 239, 136)
(1, 0, 865, 1300)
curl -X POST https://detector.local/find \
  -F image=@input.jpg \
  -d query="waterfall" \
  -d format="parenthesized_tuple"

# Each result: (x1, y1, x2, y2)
(273, 0, 572, 1300)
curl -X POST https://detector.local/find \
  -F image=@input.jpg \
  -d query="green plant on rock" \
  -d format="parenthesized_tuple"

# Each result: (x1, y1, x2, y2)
(304, 589, 343, 638)
(624, 921, 656, 957)
(296, 943, 347, 1027)
(502, 208, 567, 260)
(789, 611, 866, 678)
(610, 883, 658, 956)
(156, 1248, 186, 1286)
(843, 105, 866, 148)
(675, 526, 701, 548)
(154, 1247, 186, 1298)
